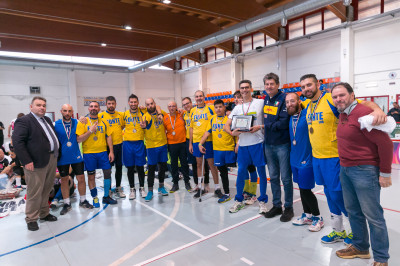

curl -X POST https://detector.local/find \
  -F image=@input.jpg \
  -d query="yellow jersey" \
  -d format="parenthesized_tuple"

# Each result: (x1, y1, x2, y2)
(76, 117, 111, 154)
(190, 105, 215, 143)
(99, 111, 124, 145)
(206, 115, 235, 151)
(183, 111, 191, 139)
(122, 109, 146, 141)
(143, 111, 167, 149)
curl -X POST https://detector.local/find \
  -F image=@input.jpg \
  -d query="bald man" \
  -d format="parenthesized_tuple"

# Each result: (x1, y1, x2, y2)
(164, 101, 192, 192)
(54, 104, 93, 215)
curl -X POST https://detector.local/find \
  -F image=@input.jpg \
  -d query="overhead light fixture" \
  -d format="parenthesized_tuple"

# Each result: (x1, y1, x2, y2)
(101, 43, 107, 47)
(343, 0, 352, 6)
(281, 17, 287, 27)
(124, 25, 132, 30)
(162, 0, 171, 4)
(234, 36, 239, 42)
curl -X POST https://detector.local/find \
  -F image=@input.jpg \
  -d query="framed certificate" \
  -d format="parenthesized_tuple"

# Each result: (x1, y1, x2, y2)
(231, 115, 253, 131)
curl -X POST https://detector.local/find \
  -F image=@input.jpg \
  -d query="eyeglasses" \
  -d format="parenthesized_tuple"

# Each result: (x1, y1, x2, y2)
(240, 86, 250, 89)
(182, 102, 191, 106)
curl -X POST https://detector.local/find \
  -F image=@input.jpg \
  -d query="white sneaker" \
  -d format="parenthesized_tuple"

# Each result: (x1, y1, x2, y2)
(139, 187, 146, 198)
(245, 195, 257, 205)
(50, 199, 58, 209)
(117, 186, 126, 198)
(129, 188, 136, 200)
(229, 200, 245, 213)
(258, 201, 268, 214)
(309, 216, 324, 232)
(292, 213, 313, 226)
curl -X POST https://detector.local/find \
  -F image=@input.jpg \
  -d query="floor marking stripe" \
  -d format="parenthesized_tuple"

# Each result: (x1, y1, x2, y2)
(0, 204, 108, 257)
(240, 257, 254, 265)
(217, 244, 229, 251)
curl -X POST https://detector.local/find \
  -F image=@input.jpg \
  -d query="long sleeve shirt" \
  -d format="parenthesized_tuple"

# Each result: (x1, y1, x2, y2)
(263, 91, 290, 145)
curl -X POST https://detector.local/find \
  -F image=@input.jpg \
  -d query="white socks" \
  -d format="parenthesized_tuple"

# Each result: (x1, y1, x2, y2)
(331, 213, 344, 232)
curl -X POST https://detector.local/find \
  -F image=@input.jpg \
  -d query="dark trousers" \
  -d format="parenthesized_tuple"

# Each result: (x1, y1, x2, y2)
(299, 188, 320, 216)
(168, 142, 190, 183)
(127, 166, 145, 188)
(148, 162, 167, 189)
(217, 165, 230, 194)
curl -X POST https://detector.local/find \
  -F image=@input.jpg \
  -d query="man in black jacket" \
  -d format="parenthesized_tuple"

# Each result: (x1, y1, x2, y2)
(13, 96, 60, 231)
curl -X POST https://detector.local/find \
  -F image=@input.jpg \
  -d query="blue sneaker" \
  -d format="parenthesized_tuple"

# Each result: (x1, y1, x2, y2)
(145, 191, 154, 202)
(158, 187, 168, 196)
(93, 197, 100, 208)
(218, 194, 231, 203)
(321, 230, 346, 244)
(102, 196, 118, 205)
(344, 232, 353, 246)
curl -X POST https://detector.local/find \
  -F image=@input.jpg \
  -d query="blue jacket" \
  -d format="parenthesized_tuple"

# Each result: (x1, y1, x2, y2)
(263, 90, 290, 145)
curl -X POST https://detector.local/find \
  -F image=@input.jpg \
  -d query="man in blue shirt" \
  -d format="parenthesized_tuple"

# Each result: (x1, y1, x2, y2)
(54, 104, 94, 215)
(286, 93, 323, 232)
(263, 72, 293, 222)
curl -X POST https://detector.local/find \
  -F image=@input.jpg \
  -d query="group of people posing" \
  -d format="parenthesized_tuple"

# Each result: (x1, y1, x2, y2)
(12, 72, 393, 266)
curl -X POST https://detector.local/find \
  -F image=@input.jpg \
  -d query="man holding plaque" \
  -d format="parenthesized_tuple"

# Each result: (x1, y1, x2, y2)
(300, 74, 387, 244)
(224, 80, 268, 214)
(54, 104, 93, 215)
(76, 101, 117, 207)
(164, 101, 192, 193)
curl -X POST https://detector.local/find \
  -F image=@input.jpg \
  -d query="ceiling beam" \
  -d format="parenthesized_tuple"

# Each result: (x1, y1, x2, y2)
(326, 3, 347, 22)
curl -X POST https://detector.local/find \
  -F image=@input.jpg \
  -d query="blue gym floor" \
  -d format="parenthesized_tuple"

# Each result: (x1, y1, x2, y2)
(0, 166, 399, 266)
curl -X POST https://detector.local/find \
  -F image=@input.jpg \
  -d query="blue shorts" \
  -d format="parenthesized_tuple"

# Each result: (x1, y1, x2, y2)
(186, 139, 196, 164)
(110, 143, 123, 167)
(193, 141, 214, 159)
(291, 166, 315, 190)
(214, 150, 236, 167)
(237, 143, 266, 167)
(123, 140, 146, 167)
(147, 145, 168, 165)
(83, 151, 111, 172)
(312, 157, 341, 191)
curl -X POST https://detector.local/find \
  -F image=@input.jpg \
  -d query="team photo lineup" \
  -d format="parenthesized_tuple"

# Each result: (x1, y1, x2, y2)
(6, 72, 395, 265)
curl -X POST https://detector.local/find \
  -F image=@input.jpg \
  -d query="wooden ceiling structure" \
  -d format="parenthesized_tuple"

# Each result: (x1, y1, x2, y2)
(0, 0, 346, 69)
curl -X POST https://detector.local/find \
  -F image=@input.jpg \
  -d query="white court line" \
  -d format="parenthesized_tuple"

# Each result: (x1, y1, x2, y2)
(217, 244, 229, 251)
(240, 257, 254, 265)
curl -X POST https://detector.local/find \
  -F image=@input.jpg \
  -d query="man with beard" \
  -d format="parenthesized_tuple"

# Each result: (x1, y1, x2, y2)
(300, 74, 386, 244)
(189, 90, 221, 199)
(76, 101, 117, 207)
(224, 80, 269, 214)
(122, 94, 147, 200)
(100, 96, 125, 198)
(285, 93, 323, 232)
(54, 104, 93, 215)
(140, 98, 168, 202)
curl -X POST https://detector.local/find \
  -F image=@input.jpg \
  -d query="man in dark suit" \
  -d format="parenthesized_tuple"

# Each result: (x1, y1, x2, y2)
(13, 96, 60, 231)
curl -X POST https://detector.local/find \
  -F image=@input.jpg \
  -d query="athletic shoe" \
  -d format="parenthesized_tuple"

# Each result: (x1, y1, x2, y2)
(169, 183, 179, 193)
(50, 199, 58, 209)
(193, 189, 206, 199)
(185, 182, 192, 192)
(258, 201, 268, 214)
(191, 185, 199, 193)
(308, 216, 324, 232)
(280, 207, 294, 222)
(243, 192, 250, 200)
(129, 188, 136, 200)
(145, 191, 153, 202)
(336, 244, 371, 259)
(218, 194, 231, 203)
(229, 200, 245, 213)
(158, 187, 169, 196)
(79, 200, 94, 209)
(60, 203, 71, 215)
(102, 196, 118, 205)
(292, 213, 313, 226)
(344, 232, 353, 246)
(139, 187, 146, 198)
(244, 195, 257, 205)
(264, 206, 283, 218)
(93, 197, 100, 208)
(214, 189, 224, 199)
(321, 230, 346, 244)
(116, 187, 126, 198)
(373, 262, 388, 266)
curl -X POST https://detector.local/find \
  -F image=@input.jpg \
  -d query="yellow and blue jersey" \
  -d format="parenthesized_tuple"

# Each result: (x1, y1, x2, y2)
(183, 111, 191, 139)
(99, 111, 124, 145)
(76, 117, 111, 154)
(143, 111, 167, 149)
(122, 109, 146, 141)
(206, 115, 235, 151)
(190, 105, 215, 143)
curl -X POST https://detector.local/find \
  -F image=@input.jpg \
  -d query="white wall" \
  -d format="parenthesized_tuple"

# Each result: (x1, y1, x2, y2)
(181, 69, 199, 100)
(205, 62, 231, 93)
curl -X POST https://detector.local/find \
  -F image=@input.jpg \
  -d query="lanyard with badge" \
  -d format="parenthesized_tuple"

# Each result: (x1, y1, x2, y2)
(130, 110, 139, 133)
(291, 111, 301, 146)
(242, 100, 253, 115)
(62, 120, 72, 147)
(88, 118, 98, 141)
(168, 114, 177, 136)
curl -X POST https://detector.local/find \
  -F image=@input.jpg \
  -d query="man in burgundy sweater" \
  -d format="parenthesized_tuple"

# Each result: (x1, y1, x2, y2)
(332, 82, 392, 266)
